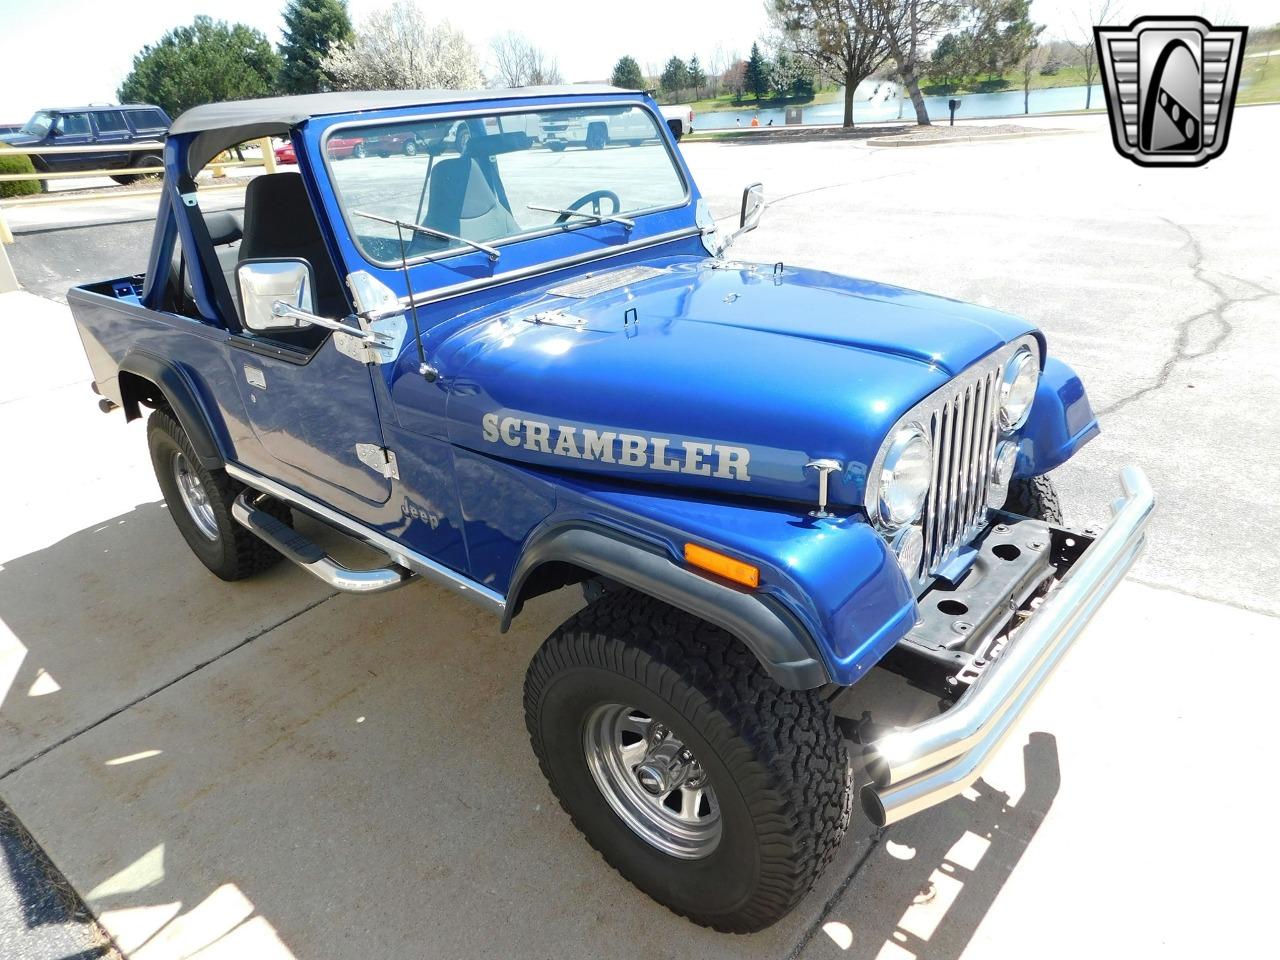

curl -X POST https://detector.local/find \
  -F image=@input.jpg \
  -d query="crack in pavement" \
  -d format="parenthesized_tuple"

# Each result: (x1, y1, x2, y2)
(1095, 218, 1277, 418)
(786, 828, 886, 960)
(0, 591, 339, 783)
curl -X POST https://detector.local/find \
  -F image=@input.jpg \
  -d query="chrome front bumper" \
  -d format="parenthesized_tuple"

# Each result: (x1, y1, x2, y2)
(860, 466, 1155, 827)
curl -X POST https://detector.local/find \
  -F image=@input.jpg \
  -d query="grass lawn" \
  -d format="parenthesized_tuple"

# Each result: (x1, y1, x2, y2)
(920, 64, 1095, 96)
(1239, 53, 1280, 104)
(682, 86, 842, 114)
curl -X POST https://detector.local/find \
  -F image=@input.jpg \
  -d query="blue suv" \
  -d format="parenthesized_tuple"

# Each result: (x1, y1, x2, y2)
(4, 104, 171, 188)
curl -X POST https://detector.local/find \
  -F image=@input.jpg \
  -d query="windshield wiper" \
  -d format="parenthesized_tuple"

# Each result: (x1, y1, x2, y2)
(527, 204, 634, 230)
(352, 210, 500, 262)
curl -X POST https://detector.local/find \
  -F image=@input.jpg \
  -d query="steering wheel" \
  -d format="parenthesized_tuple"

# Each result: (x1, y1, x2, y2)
(556, 190, 622, 224)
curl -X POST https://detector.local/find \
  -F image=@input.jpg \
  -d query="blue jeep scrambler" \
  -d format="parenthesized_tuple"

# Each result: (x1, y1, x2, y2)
(69, 87, 1154, 932)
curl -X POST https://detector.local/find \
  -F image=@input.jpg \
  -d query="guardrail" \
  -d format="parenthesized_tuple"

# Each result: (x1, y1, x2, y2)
(0, 137, 276, 294)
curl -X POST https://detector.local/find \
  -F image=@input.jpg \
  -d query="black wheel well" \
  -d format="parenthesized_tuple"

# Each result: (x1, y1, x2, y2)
(117, 369, 169, 421)
(507, 559, 595, 620)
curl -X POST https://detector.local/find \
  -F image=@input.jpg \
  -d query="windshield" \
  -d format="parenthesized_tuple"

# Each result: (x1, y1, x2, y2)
(326, 104, 688, 265)
(20, 111, 56, 136)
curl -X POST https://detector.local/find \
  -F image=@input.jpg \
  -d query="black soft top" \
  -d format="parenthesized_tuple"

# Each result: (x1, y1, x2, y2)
(170, 86, 632, 136)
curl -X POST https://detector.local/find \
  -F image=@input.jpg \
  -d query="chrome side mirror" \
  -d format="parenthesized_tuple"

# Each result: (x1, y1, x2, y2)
(715, 183, 766, 254)
(236, 258, 315, 332)
(739, 182, 765, 233)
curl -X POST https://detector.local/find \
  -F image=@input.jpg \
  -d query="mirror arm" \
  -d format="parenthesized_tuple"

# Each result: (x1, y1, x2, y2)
(270, 301, 392, 344)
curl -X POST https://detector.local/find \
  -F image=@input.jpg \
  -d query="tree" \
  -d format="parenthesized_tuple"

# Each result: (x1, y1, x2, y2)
(1018, 40, 1047, 113)
(661, 56, 689, 97)
(927, 31, 970, 85)
(278, 0, 353, 94)
(722, 60, 748, 100)
(963, 0, 1042, 78)
(862, 0, 960, 126)
(744, 42, 770, 102)
(772, 0, 890, 126)
(490, 32, 562, 87)
(610, 55, 644, 89)
(687, 55, 708, 98)
(1070, 0, 1119, 109)
(117, 17, 280, 117)
(323, 1, 483, 91)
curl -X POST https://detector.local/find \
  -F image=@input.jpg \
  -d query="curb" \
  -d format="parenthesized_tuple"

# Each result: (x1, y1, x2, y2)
(867, 128, 1083, 148)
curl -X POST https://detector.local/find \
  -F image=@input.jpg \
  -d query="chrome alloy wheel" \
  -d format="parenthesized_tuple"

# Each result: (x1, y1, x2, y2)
(583, 703, 722, 859)
(171, 450, 218, 541)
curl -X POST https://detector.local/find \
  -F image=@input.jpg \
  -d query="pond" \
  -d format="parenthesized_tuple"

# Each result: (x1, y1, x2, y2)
(695, 84, 1107, 129)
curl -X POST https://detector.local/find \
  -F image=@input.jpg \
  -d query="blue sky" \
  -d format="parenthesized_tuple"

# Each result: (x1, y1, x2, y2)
(0, 0, 1274, 121)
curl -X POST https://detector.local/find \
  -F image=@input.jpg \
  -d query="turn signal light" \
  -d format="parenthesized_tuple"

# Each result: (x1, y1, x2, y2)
(684, 543, 759, 588)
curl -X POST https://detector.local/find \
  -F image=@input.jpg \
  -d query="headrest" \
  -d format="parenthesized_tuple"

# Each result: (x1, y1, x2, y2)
(204, 210, 242, 246)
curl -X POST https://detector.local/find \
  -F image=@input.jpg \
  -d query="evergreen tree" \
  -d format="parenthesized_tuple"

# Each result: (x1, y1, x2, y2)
(686, 55, 707, 98)
(118, 17, 280, 117)
(278, 0, 354, 94)
(661, 56, 689, 96)
(610, 55, 645, 89)
(744, 42, 769, 102)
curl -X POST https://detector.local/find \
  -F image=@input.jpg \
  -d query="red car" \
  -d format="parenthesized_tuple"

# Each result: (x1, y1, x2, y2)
(272, 136, 366, 165)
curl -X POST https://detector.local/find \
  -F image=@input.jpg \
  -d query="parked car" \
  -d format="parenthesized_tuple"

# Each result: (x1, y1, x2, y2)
(365, 130, 422, 156)
(4, 104, 170, 187)
(660, 103, 695, 139)
(326, 134, 365, 159)
(275, 135, 366, 164)
(68, 86, 1152, 934)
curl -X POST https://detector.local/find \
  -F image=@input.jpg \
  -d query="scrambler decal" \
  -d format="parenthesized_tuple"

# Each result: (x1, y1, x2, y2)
(481, 413, 752, 481)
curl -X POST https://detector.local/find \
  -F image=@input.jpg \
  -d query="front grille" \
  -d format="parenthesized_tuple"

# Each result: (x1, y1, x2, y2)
(920, 365, 1002, 574)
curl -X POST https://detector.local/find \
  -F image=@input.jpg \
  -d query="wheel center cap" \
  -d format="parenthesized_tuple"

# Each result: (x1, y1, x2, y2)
(636, 764, 667, 795)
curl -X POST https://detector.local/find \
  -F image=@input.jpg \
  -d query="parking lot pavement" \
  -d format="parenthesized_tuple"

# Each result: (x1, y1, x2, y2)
(0, 107, 1276, 957)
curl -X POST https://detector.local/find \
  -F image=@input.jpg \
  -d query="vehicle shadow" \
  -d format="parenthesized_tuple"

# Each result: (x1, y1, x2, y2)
(814, 732, 1061, 959)
(0, 501, 1060, 960)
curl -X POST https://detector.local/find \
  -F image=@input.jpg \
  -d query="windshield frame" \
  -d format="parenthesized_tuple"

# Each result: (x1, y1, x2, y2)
(20, 110, 57, 137)
(318, 99, 692, 271)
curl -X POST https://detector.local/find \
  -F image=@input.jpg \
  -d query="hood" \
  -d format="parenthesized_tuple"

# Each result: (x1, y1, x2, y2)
(440, 256, 1037, 508)
(0, 133, 42, 148)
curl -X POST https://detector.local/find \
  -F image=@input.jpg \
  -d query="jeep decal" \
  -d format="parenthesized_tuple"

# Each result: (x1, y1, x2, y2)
(481, 413, 752, 481)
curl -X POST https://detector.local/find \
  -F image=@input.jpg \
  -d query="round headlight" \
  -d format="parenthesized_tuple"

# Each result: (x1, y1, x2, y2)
(999, 349, 1039, 431)
(877, 426, 932, 527)
(987, 440, 1019, 510)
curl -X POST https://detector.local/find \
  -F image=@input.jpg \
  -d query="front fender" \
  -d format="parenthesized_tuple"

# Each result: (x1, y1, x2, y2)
(507, 475, 918, 689)
(1015, 356, 1100, 477)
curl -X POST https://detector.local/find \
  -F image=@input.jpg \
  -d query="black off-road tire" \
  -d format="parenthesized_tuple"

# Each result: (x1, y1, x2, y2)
(1003, 474, 1063, 523)
(147, 409, 290, 581)
(524, 590, 852, 932)
(111, 153, 163, 186)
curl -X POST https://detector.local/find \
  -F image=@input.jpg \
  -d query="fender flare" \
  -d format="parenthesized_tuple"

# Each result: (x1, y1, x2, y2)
(504, 524, 830, 690)
(117, 351, 226, 470)
(1015, 355, 1100, 477)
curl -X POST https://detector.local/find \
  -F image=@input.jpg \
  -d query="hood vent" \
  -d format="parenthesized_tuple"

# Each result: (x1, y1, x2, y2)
(547, 265, 667, 298)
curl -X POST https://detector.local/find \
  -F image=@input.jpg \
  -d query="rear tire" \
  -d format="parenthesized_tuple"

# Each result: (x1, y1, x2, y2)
(1003, 475, 1063, 523)
(111, 152, 162, 186)
(147, 409, 290, 581)
(524, 590, 851, 932)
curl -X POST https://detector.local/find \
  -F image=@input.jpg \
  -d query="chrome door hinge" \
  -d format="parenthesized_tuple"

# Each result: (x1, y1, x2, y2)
(355, 443, 399, 480)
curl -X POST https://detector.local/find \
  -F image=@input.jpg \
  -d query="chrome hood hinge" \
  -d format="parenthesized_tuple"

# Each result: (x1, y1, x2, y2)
(355, 443, 399, 480)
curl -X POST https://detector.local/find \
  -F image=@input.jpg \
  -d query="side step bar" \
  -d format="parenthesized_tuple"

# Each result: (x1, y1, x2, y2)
(232, 491, 413, 594)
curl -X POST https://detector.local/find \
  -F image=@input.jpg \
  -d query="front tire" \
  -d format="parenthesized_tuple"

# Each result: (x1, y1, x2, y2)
(524, 591, 851, 932)
(147, 409, 289, 581)
(1003, 475, 1063, 523)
